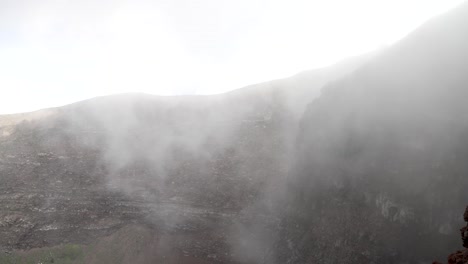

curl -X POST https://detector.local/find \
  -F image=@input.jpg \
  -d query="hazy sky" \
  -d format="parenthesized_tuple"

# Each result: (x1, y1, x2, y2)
(0, 0, 465, 114)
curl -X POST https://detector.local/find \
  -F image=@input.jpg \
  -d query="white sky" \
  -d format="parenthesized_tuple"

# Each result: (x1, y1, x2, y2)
(0, 0, 465, 114)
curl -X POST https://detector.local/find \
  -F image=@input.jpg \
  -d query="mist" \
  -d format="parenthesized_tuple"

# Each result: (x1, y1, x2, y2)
(1, 1, 468, 264)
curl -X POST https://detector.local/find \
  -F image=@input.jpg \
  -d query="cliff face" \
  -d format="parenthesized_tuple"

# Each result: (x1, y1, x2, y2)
(276, 2, 468, 263)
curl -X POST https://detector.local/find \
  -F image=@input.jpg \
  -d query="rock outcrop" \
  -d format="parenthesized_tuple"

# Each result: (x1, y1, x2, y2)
(463, 207, 468, 248)
(434, 206, 468, 264)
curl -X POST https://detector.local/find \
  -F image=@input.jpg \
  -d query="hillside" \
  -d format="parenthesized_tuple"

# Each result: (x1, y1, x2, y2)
(0, 55, 369, 263)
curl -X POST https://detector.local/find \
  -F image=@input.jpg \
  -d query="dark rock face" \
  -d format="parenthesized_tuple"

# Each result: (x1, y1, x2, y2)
(462, 206, 468, 248)
(434, 206, 468, 264)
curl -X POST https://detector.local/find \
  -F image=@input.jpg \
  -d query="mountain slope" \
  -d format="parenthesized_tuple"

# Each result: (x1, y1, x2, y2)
(0, 53, 370, 263)
(275, 2, 468, 263)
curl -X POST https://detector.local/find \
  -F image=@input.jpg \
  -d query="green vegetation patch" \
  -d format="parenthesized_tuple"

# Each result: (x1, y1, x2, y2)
(0, 244, 85, 264)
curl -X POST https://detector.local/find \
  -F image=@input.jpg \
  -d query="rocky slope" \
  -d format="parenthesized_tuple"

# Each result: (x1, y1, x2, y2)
(0, 55, 369, 263)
